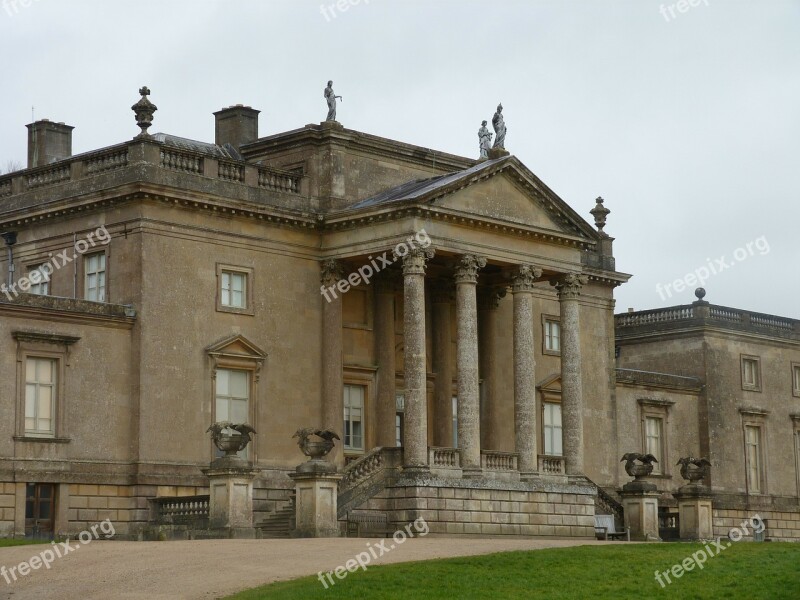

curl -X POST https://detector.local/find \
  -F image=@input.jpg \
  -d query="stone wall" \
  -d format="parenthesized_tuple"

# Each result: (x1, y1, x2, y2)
(345, 476, 596, 538)
(713, 507, 800, 541)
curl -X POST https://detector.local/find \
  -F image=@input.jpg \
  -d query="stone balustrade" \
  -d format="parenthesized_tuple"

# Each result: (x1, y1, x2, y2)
(538, 455, 565, 474)
(150, 494, 209, 525)
(617, 304, 800, 336)
(481, 451, 518, 471)
(429, 447, 461, 468)
(0, 138, 303, 200)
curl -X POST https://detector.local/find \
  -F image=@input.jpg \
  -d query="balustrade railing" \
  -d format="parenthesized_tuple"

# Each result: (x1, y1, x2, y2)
(160, 148, 203, 174)
(0, 177, 11, 198)
(429, 447, 461, 468)
(26, 164, 70, 188)
(538, 455, 565, 474)
(481, 451, 518, 471)
(85, 148, 129, 174)
(258, 167, 300, 193)
(218, 160, 244, 183)
(150, 494, 209, 525)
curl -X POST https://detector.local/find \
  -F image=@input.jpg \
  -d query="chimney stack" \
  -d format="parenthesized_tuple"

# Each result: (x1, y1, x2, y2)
(26, 120, 74, 168)
(213, 105, 260, 152)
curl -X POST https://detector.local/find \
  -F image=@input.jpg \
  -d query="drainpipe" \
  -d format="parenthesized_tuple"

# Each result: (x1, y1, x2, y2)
(0, 232, 17, 286)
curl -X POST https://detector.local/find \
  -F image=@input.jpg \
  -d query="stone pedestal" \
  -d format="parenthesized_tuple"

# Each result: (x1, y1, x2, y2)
(487, 147, 510, 159)
(202, 461, 259, 536)
(620, 482, 660, 541)
(674, 485, 714, 540)
(289, 467, 342, 538)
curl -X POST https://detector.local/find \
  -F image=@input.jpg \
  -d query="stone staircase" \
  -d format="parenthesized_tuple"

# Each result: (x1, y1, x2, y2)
(337, 447, 403, 519)
(257, 498, 295, 539)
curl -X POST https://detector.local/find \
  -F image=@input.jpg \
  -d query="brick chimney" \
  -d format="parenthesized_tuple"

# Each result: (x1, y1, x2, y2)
(213, 105, 260, 152)
(26, 120, 74, 168)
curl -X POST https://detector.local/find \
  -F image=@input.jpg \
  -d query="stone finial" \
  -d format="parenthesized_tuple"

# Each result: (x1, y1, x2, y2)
(590, 196, 610, 234)
(131, 86, 157, 138)
(453, 254, 487, 284)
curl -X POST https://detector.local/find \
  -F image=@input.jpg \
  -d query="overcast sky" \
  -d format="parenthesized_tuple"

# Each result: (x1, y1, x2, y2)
(1, 0, 798, 317)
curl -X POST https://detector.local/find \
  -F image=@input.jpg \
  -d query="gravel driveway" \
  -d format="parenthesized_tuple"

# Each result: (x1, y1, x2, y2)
(0, 538, 615, 599)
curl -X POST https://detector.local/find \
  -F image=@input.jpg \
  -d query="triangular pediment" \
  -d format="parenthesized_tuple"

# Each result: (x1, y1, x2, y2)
(435, 173, 568, 231)
(206, 334, 267, 359)
(537, 374, 562, 393)
(350, 156, 598, 241)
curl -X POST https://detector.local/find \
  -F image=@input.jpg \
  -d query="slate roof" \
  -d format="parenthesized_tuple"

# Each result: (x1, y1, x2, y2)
(350, 156, 509, 209)
(152, 133, 242, 160)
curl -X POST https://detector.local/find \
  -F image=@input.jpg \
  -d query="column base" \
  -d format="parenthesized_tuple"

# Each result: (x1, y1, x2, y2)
(619, 489, 661, 541)
(674, 485, 714, 540)
(461, 467, 483, 479)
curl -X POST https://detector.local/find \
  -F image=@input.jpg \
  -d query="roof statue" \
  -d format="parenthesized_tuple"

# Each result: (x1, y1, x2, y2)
(492, 103, 506, 149)
(478, 120, 492, 159)
(324, 80, 342, 122)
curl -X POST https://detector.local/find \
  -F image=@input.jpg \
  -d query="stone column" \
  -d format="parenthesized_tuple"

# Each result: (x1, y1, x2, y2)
(401, 247, 435, 471)
(454, 255, 486, 476)
(320, 260, 345, 466)
(431, 282, 454, 448)
(512, 265, 542, 477)
(479, 288, 505, 450)
(374, 274, 398, 448)
(553, 273, 588, 476)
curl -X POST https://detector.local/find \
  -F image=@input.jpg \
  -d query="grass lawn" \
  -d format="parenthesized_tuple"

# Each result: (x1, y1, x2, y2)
(0, 538, 49, 548)
(228, 542, 800, 599)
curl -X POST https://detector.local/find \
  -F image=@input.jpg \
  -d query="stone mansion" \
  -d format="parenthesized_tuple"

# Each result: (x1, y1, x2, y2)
(0, 90, 798, 541)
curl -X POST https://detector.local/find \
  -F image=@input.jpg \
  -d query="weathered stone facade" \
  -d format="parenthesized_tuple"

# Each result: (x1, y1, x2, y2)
(0, 95, 796, 540)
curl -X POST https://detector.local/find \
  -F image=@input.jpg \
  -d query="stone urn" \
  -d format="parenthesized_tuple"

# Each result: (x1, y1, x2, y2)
(621, 453, 659, 492)
(207, 422, 256, 462)
(677, 457, 711, 488)
(292, 428, 340, 474)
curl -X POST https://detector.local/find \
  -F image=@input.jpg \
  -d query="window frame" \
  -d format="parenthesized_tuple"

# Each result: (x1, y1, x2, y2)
(24, 262, 51, 296)
(792, 363, 800, 398)
(82, 250, 107, 302)
(343, 384, 366, 454)
(215, 264, 254, 315)
(739, 408, 769, 495)
(13, 332, 78, 443)
(792, 415, 800, 498)
(542, 401, 563, 457)
(542, 315, 561, 356)
(740, 354, 762, 392)
(638, 398, 674, 477)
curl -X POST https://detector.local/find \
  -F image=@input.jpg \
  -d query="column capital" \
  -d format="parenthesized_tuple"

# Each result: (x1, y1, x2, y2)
(553, 272, 588, 300)
(477, 286, 507, 310)
(399, 247, 435, 275)
(511, 264, 543, 292)
(320, 259, 345, 287)
(453, 254, 487, 285)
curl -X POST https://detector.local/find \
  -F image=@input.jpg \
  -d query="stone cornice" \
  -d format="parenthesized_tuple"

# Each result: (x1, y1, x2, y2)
(240, 123, 474, 172)
(0, 295, 136, 329)
(12, 331, 81, 346)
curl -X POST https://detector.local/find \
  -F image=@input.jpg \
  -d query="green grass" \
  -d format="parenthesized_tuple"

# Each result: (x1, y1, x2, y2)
(228, 543, 800, 600)
(0, 538, 50, 548)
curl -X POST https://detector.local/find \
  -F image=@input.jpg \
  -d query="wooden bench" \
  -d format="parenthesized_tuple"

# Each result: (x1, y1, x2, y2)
(595, 514, 630, 541)
(346, 511, 394, 538)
